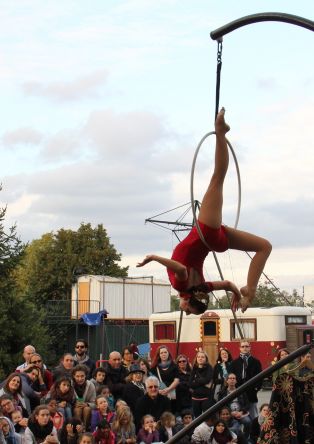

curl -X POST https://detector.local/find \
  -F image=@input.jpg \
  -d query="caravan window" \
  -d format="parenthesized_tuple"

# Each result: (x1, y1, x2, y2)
(285, 315, 307, 325)
(230, 318, 257, 341)
(154, 322, 176, 342)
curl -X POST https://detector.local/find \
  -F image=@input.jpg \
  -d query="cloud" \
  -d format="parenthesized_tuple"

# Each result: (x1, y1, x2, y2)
(1, 127, 43, 147)
(22, 69, 109, 101)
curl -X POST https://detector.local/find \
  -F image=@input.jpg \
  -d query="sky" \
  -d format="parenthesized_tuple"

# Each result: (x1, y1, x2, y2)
(1, 0, 313, 298)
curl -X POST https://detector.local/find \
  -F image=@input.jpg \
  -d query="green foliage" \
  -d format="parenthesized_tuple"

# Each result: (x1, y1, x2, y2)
(212, 282, 304, 309)
(0, 193, 49, 378)
(15, 223, 129, 305)
(171, 294, 180, 311)
(14, 222, 129, 358)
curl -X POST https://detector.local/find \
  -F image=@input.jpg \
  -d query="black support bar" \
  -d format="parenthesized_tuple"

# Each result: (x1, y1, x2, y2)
(210, 12, 314, 40)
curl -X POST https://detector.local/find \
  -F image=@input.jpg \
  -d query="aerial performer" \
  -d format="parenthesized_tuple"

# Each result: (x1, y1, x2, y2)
(137, 108, 272, 314)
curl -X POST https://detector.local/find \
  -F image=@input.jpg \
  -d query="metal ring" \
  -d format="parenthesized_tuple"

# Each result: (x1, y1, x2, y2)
(190, 131, 242, 249)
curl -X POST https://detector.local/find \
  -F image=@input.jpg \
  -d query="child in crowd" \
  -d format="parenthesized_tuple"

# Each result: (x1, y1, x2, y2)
(0, 416, 22, 444)
(46, 399, 64, 433)
(47, 377, 75, 420)
(219, 407, 246, 444)
(91, 370, 106, 392)
(208, 419, 237, 443)
(114, 400, 127, 413)
(249, 403, 269, 444)
(181, 410, 193, 427)
(59, 418, 84, 444)
(96, 387, 114, 412)
(136, 415, 159, 444)
(11, 410, 27, 435)
(78, 432, 95, 444)
(111, 407, 136, 444)
(92, 420, 115, 444)
(91, 396, 115, 432)
(157, 411, 181, 442)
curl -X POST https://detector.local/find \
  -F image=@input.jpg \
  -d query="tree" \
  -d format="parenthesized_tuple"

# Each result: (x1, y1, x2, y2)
(15, 223, 129, 305)
(0, 193, 48, 378)
(211, 282, 303, 309)
(14, 223, 129, 360)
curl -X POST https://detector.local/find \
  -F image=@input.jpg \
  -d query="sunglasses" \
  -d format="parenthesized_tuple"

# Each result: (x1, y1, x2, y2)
(31, 360, 42, 364)
(178, 360, 187, 363)
(76, 345, 85, 349)
(147, 385, 158, 389)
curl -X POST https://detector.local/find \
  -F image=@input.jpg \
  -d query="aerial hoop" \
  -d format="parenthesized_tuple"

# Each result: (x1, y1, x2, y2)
(190, 131, 242, 238)
(210, 12, 314, 40)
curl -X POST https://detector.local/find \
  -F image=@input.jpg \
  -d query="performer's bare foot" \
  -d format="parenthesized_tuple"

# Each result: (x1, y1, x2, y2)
(239, 285, 254, 312)
(215, 107, 230, 135)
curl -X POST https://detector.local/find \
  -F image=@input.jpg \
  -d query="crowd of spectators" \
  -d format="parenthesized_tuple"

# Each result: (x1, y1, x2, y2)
(0, 338, 313, 444)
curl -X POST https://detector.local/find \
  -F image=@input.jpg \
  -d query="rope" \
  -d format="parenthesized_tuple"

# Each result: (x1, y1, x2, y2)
(190, 131, 244, 338)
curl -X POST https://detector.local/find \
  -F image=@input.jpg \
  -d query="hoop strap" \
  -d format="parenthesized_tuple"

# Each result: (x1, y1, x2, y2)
(215, 39, 223, 120)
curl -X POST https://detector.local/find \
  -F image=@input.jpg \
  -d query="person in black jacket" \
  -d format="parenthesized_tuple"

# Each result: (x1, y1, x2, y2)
(175, 355, 192, 415)
(189, 350, 213, 418)
(218, 373, 251, 439)
(134, 376, 171, 431)
(229, 341, 262, 419)
(122, 364, 145, 418)
(103, 352, 128, 402)
(73, 339, 96, 379)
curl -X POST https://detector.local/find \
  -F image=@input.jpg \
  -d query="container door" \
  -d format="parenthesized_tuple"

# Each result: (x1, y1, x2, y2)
(201, 318, 219, 366)
(78, 281, 90, 316)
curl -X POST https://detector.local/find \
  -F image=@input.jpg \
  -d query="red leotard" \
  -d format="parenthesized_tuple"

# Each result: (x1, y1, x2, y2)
(167, 221, 228, 293)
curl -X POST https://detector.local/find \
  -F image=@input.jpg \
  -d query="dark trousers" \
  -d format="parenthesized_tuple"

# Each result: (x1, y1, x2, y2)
(192, 398, 213, 418)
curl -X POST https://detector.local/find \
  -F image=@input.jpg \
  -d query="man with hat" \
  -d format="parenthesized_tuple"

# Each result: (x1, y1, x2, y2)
(122, 364, 146, 417)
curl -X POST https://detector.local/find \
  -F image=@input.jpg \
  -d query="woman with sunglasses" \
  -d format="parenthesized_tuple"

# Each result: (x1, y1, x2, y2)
(175, 355, 192, 415)
(29, 353, 53, 397)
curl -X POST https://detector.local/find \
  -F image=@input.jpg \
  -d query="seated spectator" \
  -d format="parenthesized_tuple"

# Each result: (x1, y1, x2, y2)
(157, 411, 181, 442)
(92, 419, 115, 444)
(73, 341, 96, 380)
(208, 419, 237, 443)
(191, 414, 217, 443)
(104, 352, 128, 402)
(122, 364, 146, 418)
(20, 366, 44, 411)
(77, 433, 94, 444)
(11, 410, 27, 436)
(136, 414, 159, 444)
(72, 365, 96, 430)
(299, 351, 314, 377)
(46, 399, 64, 433)
(91, 396, 115, 432)
(29, 353, 53, 395)
(0, 373, 30, 416)
(95, 387, 114, 412)
(179, 409, 194, 443)
(121, 347, 135, 372)
(53, 355, 75, 382)
(134, 376, 171, 431)
(59, 418, 84, 444)
(111, 407, 136, 444)
(137, 359, 153, 385)
(218, 373, 251, 439)
(46, 377, 75, 420)
(249, 403, 269, 444)
(219, 407, 246, 444)
(0, 395, 23, 422)
(0, 415, 22, 444)
(24, 405, 59, 444)
(16, 345, 36, 372)
(90, 369, 106, 392)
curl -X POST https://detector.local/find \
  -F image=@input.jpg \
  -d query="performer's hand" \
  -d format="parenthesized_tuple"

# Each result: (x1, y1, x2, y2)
(228, 282, 241, 311)
(136, 255, 154, 267)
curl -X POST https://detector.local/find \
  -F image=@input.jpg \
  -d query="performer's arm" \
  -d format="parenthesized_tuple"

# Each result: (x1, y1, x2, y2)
(210, 280, 241, 311)
(137, 254, 188, 281)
